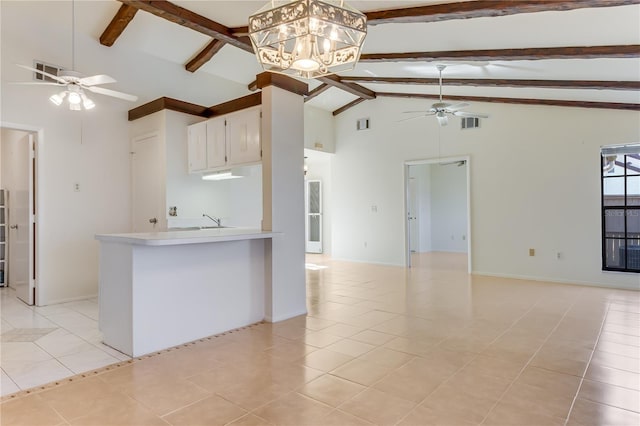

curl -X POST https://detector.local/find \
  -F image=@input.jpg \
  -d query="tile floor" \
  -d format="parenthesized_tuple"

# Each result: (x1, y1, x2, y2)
(1, 289, 131, 396)
(1, 252, 639, 425)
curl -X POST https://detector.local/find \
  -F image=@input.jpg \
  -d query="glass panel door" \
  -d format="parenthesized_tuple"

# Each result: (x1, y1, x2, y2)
(305, 180, 322, 253)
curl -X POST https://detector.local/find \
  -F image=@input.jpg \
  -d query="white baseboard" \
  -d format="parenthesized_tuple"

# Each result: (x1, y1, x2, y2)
(37, 293, 99, 307)
(471, 271, 639, 291)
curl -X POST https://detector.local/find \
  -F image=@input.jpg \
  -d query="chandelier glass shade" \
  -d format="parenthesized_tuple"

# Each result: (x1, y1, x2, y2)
(248, 0, 367, 79)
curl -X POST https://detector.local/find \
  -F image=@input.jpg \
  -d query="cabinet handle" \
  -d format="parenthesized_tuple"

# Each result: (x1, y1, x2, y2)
(149, 218, 158, 225)
(9, 225, 18, 229)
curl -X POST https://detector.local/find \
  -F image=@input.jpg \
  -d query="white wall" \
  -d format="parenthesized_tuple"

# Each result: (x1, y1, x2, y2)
(1, 1, 250, 304)
(430, 163, 468, 253)
(304, 105, 335, 153)
(332, 97, 640, 289)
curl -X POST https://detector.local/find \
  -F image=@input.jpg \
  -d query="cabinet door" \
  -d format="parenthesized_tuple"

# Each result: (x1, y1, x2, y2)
(206, 117, 227, 169)
(187, 121, 207, 172)
(227, 107, 261, 166)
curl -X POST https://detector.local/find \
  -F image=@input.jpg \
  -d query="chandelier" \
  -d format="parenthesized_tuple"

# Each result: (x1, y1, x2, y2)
(248, 0, 367, 79)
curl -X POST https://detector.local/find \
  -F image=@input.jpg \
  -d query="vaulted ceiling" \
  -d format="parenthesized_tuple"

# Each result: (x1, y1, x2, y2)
(7, 1, 640, 115)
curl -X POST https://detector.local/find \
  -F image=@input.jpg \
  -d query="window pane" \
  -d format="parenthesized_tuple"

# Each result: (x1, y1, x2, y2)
(309, 215, 320, 242)
(626, 155, 640, 176)
(602, 154, 625, 176)
(627, 208, 640, 236)
(605, 238, 626, 268)
(309, 181, 320, 214)
(628, 176, 640, 202)
(603, 176, 626, 206)
(604, 209, 626, 236)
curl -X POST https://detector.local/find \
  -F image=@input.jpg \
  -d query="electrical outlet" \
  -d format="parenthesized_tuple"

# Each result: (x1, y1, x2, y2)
(529, 248, 535, 257)
(556, 251, 562, 260)
(74, 183, 80, 192)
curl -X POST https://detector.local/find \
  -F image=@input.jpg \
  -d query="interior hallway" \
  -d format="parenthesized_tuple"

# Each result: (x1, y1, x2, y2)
(1, 253, 639, 425)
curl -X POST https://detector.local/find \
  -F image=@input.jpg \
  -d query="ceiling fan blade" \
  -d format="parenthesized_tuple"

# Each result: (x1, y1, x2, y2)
(398, 113, 435, 122)
(86, 86, 138, 102)
(436, 113, 448, 126)
(446, 102, 470, 112)
(16, 63, 66, 83)
(9, 81, 63, 86)
(453, 111, 490, 119)
(79, 74, 116, 86)
(402, 111, 429, 114)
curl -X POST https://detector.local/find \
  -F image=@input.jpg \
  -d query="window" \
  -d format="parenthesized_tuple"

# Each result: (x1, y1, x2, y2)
(601, 144, 640, 272)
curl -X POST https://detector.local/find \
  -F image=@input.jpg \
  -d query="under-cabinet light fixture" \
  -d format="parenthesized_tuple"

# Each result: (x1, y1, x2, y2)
(202, 171, 243, 181)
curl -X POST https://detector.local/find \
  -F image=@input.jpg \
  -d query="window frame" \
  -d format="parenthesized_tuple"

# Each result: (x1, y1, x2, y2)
(601, 152, 640, 273)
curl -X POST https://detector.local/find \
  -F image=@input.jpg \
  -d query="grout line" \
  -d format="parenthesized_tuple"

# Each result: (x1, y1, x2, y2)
(477, 297, 579, 426)
(563, 300, 611, 426)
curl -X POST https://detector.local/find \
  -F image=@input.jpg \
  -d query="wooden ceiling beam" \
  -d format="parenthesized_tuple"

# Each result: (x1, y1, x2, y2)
(365, 0, 640, 25)
(119, 0, 253, 53)
(305, 84, 331, 102)
(360, 45, 640, 62)
(340, 76, 640, 91)
(333, 98, 367, 116)
(375, 92, 640, 111)
(317, 75, 376, 100)
(100, 4, 138, 46)
(185, 39, 226, 73)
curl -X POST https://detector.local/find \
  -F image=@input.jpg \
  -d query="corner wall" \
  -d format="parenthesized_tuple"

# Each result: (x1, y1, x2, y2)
(332, 97, 640, 289)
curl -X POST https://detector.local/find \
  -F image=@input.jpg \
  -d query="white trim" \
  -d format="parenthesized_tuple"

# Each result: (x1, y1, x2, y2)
(1, 122, 43, 305)
(39, 293, 99, 306)
(403, 155, 472, 273)
(265, 308, 308, 323)
(329, 256, 404, 267)
(472, 271, 640, 291)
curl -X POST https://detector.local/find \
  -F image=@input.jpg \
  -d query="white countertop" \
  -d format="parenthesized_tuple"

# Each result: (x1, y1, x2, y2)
(95, 227, 278, 246)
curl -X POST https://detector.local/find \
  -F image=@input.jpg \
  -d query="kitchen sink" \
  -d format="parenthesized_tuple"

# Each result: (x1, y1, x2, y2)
(168, 226, 229, 231)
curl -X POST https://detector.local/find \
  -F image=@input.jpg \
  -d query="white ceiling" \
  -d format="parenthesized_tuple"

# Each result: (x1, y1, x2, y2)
(2, 1, 639, 112)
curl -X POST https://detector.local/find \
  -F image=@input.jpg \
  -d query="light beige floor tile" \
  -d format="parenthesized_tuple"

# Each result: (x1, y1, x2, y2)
(301, 348, 354, 372)
(227, 414, 274, 426)
(0, 369, 20, 397)
(0, 394, 65, 426)
(598, 331, 640, 347)
(585, 363, 640, 391)
(321, 323, 364, 337)
(397, 404, 476, 426)
(530, 341, 592, 377)
(339, 387, 416, 425)
(57, 347, 120, 374)
(68, 393, 168, 426)
(216, 379, 290, 411)
(38, 376, 123, 421)
(299, 374, 365, 407)
(253, 392, 333, 426)
(263, 340, 317, 362)
(324, 339, 375, 357)
(567, 397, 640, 426)
(358, 346, 413, 369)
(483, 400, 566, 426)
(1, 358, 74, 390)
(330, 358, 392, 386)
(597, 340, 640, 359)
(590, 350, 640, 374)
(383, 336, 440, 357)
(161, 394, 246, 426)
(373, 367, 450, 403)
(349, 329, 396, 346)
(578, 379, 640, 413)
(319, 409, 373, 425)
(120, 375, 211, 416)
(300, 331, 344, 348)
(460, 353, 526, 381)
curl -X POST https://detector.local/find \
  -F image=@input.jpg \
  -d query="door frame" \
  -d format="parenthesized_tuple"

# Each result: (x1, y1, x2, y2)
(1, 121, 42, 305)
(404, 155, 472, 273)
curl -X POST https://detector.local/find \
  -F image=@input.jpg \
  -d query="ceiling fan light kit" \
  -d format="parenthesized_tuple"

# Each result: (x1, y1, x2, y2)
(248, 0, 367, 79)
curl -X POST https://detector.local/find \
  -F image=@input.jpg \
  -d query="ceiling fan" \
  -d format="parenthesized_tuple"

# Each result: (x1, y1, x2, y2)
(12, 0, 136, 110)
(14, 64, 138, 110)
(402, 64, 489, 126)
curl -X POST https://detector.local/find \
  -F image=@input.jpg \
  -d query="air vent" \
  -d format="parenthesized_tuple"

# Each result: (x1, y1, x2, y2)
(33, 60, 64, 82)
(461, 117, 480, 130)
(356, 117, 370, 131)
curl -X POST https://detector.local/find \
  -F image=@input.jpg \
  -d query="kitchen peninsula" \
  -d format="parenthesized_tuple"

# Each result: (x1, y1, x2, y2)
(96, 228, 276, 357)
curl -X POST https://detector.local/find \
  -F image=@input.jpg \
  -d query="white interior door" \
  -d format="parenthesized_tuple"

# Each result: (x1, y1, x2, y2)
(132, 133, 164, 232)
(9, 133, 35, 305)
(305, 180, 322, 253)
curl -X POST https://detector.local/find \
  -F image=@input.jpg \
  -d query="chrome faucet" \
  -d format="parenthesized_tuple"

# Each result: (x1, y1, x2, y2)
(203, 214, 221, 227)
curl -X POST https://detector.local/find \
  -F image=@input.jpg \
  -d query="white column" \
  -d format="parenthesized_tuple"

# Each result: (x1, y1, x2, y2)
(261, 84, 307, 322)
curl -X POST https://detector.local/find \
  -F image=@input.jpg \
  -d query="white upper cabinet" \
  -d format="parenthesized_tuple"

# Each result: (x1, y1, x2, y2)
(227, 107, 261, 166)
(206, 117, 227, 169)
(187, 106, 261, 174)
(187, 121, 207, 172)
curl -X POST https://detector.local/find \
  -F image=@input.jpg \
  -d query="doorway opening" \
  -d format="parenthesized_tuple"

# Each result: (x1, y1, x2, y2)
(0, 124, 41, 305)
(404, 156, 472, 273)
